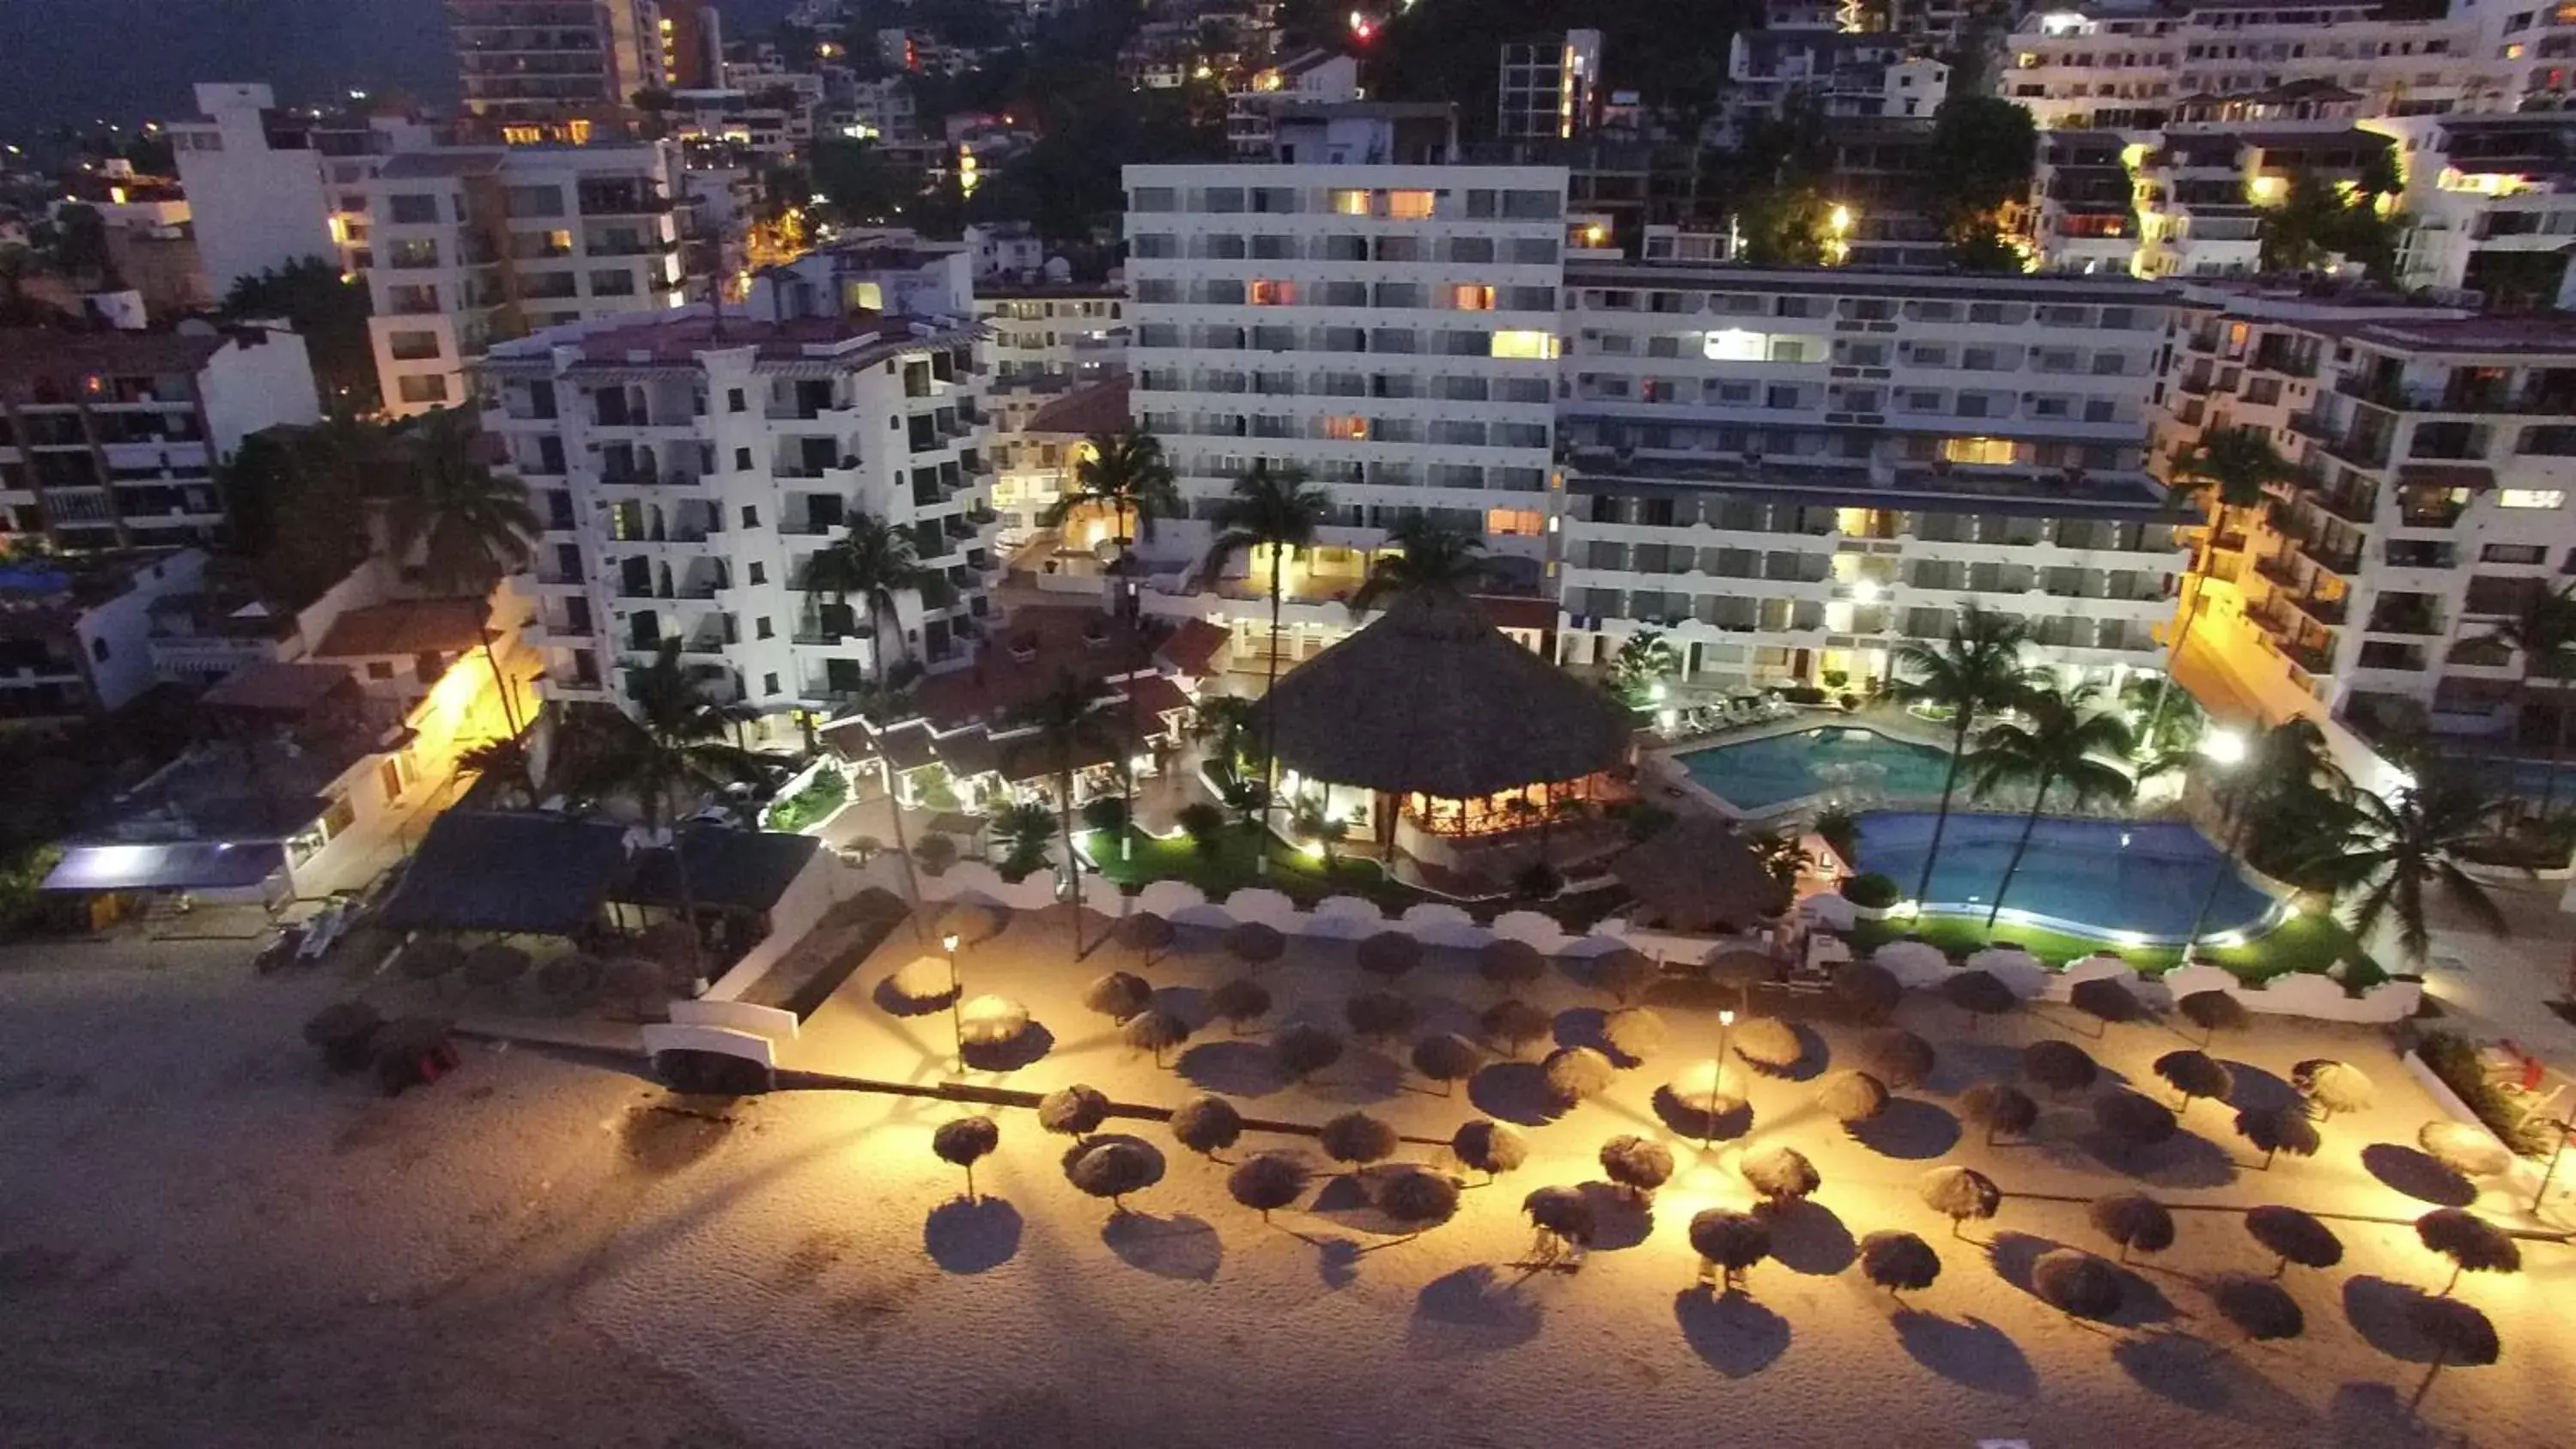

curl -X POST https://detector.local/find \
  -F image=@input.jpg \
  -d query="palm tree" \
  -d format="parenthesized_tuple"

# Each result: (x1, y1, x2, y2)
(1200, 462, 1331, 871)
(2295, 769, 2511, 968)
(2185, 718, 2346, 953)
(2476, 580, 2576, 817)
(1885, 606, 2048, 907)
(1042, 427, 1181, 560)
(1967, 679, 2139, 929)
(1350, 514, 1495, 612)
(805, 512, 929, 684)
(568, 641, 773, 977)
(1007, 672, 1125, 955)
(379, 409, 541, 596)
(457, 736, 537, 807)
(2153, 427, 2298, 741)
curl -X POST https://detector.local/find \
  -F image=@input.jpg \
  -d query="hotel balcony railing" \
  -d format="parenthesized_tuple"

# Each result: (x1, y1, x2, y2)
(2289, 591, 2348, 626)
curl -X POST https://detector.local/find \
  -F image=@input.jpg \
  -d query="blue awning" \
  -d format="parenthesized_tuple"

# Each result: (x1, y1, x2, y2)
(45, 841, 288, 894)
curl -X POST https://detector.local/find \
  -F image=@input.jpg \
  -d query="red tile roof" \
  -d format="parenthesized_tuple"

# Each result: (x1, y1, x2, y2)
(313, 598, 489, 659)
(915, 606, 1156, 729)
(202, 661, 357, 717)
(1024, 376, 1132, 438)
(1157, 618, 1230, 676)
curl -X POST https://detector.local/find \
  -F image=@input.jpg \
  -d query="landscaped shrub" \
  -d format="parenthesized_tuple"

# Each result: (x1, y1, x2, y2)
(1778, 684, 1829, 706)
(1176, 802, 1229, 859)
(1842, 872, 1902, 910)
(1082, 796, 1130, 837)
(763, 764, 848, 833)
(1614, 802, 1676, 843)
(2419, 1031, 2555, 1156)
(1812, 804, 1859, 864)
(914, 833, 959, 876)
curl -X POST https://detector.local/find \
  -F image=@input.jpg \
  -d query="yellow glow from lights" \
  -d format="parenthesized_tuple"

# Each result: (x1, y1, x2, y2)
(2201, 728, 2247, 766)
(2249, 174, 2284, 202)
(109, 185, 128, 205)
(1828, 204, 1852, 233)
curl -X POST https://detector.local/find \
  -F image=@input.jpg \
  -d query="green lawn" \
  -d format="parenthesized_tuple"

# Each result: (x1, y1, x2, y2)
(1078, 828, 1417, 911)
(1848, 908, 2385, 987)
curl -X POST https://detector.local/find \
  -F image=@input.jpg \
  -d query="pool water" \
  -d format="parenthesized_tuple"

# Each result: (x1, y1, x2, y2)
(1854, 812, 2274, 940)
(1680, 726, 1953, 810)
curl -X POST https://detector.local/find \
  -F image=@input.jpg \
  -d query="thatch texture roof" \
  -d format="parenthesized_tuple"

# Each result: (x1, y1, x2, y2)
(1258, 590, 1632, 798)
(1609, 816, 1793, 934)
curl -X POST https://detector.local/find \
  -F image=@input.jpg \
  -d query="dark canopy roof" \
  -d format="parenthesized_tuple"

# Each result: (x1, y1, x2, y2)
(378, 811, 629, 936)
(1609, 815, 1793, 933)
(44, 840, 286, 894)
(620, 828, 821, 914)
(1259, 590, 1632, 798)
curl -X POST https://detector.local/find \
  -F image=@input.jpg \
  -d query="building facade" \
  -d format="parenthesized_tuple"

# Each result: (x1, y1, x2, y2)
(1498, 30, 1603, 142)
(0, 549, 209, 724)
(449, 0, 661, 142)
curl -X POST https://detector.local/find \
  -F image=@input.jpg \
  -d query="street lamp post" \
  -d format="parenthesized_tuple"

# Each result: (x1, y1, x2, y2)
(941, 930, 963, 1062)
(1707, 1008, 1737, 1149)
(2182, 729, 2250, 960)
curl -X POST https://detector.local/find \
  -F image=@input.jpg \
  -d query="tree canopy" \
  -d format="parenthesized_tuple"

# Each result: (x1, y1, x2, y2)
(222, 257, 379, 413)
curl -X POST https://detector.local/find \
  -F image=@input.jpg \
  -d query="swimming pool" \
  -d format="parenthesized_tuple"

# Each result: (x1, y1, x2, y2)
(1679, 726, 1953, 810)
(1853, 812, 2275, 942)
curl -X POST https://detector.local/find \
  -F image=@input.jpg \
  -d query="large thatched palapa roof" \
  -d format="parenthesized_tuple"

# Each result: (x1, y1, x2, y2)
(1610, 816, 1792, 932)
(1258, 591, 1633, 799)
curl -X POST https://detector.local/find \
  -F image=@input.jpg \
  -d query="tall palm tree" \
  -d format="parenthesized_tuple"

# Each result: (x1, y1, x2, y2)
(380, 409, 541, 596)
(2184, 718, 2346, 953)
(1349, 514, 1495, 612)
(1885, 606, 2048, 907)
(2295, 769, 2512, 967)
(568, 641, 773, 976)
(805, 512, 929, 684)
(2151, 427, 2299, 741)
(1042, 427, 1181, 559)
(1007, 671, 1124, 955)
(1966, 679, 2138, 929)
(2476, 580, 2576, 816)
(1200, 462, 1331, 871)
(456, 736, 537, 807)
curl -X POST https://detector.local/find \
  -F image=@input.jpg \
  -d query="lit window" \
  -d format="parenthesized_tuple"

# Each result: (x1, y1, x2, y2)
(1489, 330, 1560, 360)
(1486, 508, 1546, 537)
(2500, 488, 2567, 509)
(1943, 436, 2019, 465)
(2506, 42, 2529, 60)
(1323, 415, 1369, 440)
(1450, 284, 1495, 311)
(1249, 279, 1296, 306)
(1386, 191, 1436, 220)
(1330, 189, 1369, 215)
(1703, 328, 1767, 361)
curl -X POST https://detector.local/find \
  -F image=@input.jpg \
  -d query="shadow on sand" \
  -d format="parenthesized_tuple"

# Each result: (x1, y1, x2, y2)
(1103, 1211, 1223, 1282)
(2360, 1143, 2477, 1207)
(1469, 1061, 1568, 1126)
(1766, 1198, 1856, 1276)
(1850, 1098, 1963, 1160)
(1891, 1310, 2037, 1397)
(1177, 1040, 1291, 1098)
(925, 1196, 1024, 1274)
(1673, 1288, 1791, 1378)
(1408, 1264, 1545, 1355)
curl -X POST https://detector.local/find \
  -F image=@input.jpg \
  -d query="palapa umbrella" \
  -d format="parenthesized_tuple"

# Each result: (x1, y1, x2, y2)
(2032, 1248, 2123, 1322)
(1225, 920, 1286, 970)
(1590, 948, 1656, 1005)
(2293, 1058, 2375, 1118)
(2408, 1296, 2501, 1411)
(1355, 931, 1422, 980)
(1114, 910, 1175, 964)
(1410, 1033, 1482, 1094)
(957, 994, 1032, 1049)
(1345, 989, 1419, 1042)
(1741, 1145, 1820, 1209)
(931, 1116, 999, 1200)
(1037, 1083, 1110, 1142)
(1730, 1015, 1804, 1072)
(1524, 1185, 1596, 1252)
(1227, 1151, 1310, 1222)
(2022, 1038, 2099, 1097)
(1862, 1028, 1936, 1089)
(2416, 1207, 2521, 1294)
(1602, 1006, 1668, 1064)
(1273, 1022, 1345, 1078)
(1819, 1069, 1890, 1127)
(887, 955, 959, 1008)
(1832, 960, 1902, 1022)
(1320, 1111, 1399, 1167)
(927, 902, 996, 946)
(606, 955, 669, 1014)
(1170, 1094, 1244, 1158)
(1961, 1082, 2039, 1144)
(2237, 1101, 2323, 1169)
(1664, 1058, 1751, 1143)
(2178, 989, 2249, 1045)
(398, 937, 466, 983)
(1941, 969, 2016, 1030)
(2208, 1271, 2304, 1344)
(1453, 1118, 1529, 1179)
(1066, 1138, 1159, 1215)
(1688, 1208, 1771, 1290)
(1919, 1165, 2002, 1236)
(1704, 949, 1779, 991)
(2094, 1089, 2178, 1155)
(1479, 937, 1546, 996)
(1607, 814, 1791, 934)
(537, 951, 605, 997)
(2154, 1048, 2234, 1113)
(2420, 1120, 2512, 1179)
(2089, 1191, 2176, 1263)
(462, 942, 531, 989)
(1083, 970, 1153, 1022)
(1208, 976, 1273, 1034)
(2069, 977, 2144, 1031)
(1859, 1230, 1941, 1300)
(1375, 1166, 1461, 1227)
(2245, 1203, 2342, 1276)
(1598, 1134, 1675, 1197)
(1543, 1046, 1616, 1105)
(1480, 998, 1552, 1056)
(1121, 1008, 1191, 1066)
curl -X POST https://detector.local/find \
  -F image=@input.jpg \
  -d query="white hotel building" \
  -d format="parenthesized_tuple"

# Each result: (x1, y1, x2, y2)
(1553, 268, 2190, 690)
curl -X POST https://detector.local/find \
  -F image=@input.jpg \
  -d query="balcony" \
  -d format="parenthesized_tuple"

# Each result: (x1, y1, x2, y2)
(2297, 538, 2363, 577)
(2288, 591, 2348, 626)
(2252, 553, 2302, 590)
(2365, 606, 2440, 637)
(2316, 489, 2376, 525)
(2283, 639, 2336, 675)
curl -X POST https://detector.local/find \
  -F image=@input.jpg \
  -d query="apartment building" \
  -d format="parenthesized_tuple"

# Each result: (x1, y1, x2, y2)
(2155, 282, 2576, 743)
(0, 549, 209, 724)
(656, 0, 725, 90)
(1554, 267, 2188, 690)
(1227, 51, 1364, 160)
(449, 0, 661, 142)
(167, 84, 430, 294)
(1498, 30, 1603, 142)
(362, 143, 685, 416)
(2132, 100, 2397, 277)
(1121, 133, 1572, 623)
(975, 283, 1127, 541)
(0, 326, 319, 552)
(477, 294, 999, 723)
(2032, 129, 2139, 276)
(1725, 27, 1951, 135)
(2383, 109, 2576, 306)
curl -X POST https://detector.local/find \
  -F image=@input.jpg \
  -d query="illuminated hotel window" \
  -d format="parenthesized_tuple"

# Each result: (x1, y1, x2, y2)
(1450, 284, 1496, 311)
(1943, 436, 2020, 465)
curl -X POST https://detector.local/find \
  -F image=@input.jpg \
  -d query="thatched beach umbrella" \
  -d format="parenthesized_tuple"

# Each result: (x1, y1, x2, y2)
(1083, 970, 1152, 1023)
(2089, 1191, 2176, 1263)
(1410, 1033, 1482, 1094)
(1603, 1006, 1668, 1065)
(1114, 910, 1176, 965)
(1453, 1119, 1528, 1181)
(2293, 1058, 2375, 1119)
(1941, 969, 2016, 1030)
(1273, 1022, 1345, 1079)
(1225, 920, 1286, 971)
(399, 937, 466, 985)
(1741, 1145, 1820, 1210)
(888, 955, 959, 1009)
(1608, 814, 1791, 935)
(2208, 1271, 2304, 1345)
(2409, 1296, 2502, 1411)
(932, 1117, 999, 1200)
(2178, 989, 2249, 1046)
(302, 1000, 383, 1072)
(2154, 1049, 2234, 1115)
(2022, 1038, 2099, 1097)
(1037, 1083, 1110, 1143)
(1688, 1208, 1772, 1292)
(1227, 1151, 1309, 1222)
(1599, 1134, 1675, 1199)
(1705, 949, 1780, 993)
(1121, 1008, 1191, 1067)
(2238, 1103, 2323, 1169)
(1820, 1070, 1891, 1128)
(1860, 1230, 1942, 1302)
(2032, 1249, 2123, 1323)
(1591, 949, 1657, 1005)
(1345, 990, 1419, 1042)
(1320, 1111, 1398, 1168)
(957, 994, 1032, 1051)
(1962, 1082, 2039, 1145)
(463, 942, 531, 989)
(1170, 1094, 1244, 1159)
(1524, 1185, 1596, 1265)
(1543, 1046, 1616, 1106)
(1356, 931, 1422, 981)
(1480, 998, 1552, 1057)
(538, 951, 606, 998)
(1066, 1139, 1158, 1216)
(927, 902, 995, 945)
(2245, 1204, 2342, 1276)
(2416, 1208, 2521, 1294)
(1664, 1058, 1751, 1143)
(1731, 1016, 1804, 1073)
(1479, 938, 1547, 997)
(2069, 977, 2144, 1034)
(1833, 960, 1903, 1023)
(1208, 976, 1273, 1035)
(2094, 1090, 2178, 1157)
(1919, 1165, 2002, 1237)
(1375, 1166, 1462, 1228)
(2420, 1121, 2513, 1179)
(1862, 1028, 1935, 1090)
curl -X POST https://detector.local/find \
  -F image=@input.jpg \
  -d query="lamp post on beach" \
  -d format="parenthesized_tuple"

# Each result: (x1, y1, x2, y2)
(942, 931, 963, 1058)
(1706, 1008, 1736, 1149)
(2181, 727, 2249, 961)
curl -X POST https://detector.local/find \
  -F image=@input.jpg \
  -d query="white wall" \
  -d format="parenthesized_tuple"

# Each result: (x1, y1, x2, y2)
(171, 83, 340, 297)
(76, 550, 209, 711)
(197, 325, 323, 455)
